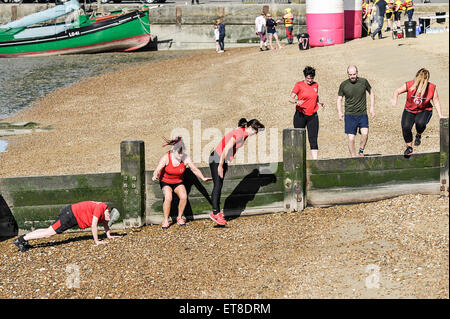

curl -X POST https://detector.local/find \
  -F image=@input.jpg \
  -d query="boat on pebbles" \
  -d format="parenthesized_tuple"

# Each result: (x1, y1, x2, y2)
(0, 0, 152, 57)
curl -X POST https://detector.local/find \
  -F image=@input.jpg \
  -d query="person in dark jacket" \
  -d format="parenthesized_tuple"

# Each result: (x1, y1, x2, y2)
(217, 19, 226, 53)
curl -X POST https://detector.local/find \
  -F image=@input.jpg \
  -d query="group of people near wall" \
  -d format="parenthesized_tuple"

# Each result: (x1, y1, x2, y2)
(213, 8, 296, 53)
(363, 0, 415, 39)
(13, 64, 445, 252)
(254, 8, 295, 51)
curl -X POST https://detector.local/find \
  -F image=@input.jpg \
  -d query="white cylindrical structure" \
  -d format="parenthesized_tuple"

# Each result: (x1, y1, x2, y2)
(306, 0, 345, 47)
(344, 0, 363, 40)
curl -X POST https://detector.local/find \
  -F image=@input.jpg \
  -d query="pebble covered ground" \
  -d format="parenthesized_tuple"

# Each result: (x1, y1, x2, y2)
(1, 194, 448, 299)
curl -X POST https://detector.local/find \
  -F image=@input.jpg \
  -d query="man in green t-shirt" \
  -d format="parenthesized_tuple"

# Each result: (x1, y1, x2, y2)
(337, 65, 375, 157)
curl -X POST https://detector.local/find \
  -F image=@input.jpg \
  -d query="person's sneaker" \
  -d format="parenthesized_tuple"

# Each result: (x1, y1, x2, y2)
(404, 146, 414, 158)
(359, 148, 365, 157)
(209, 212, 227, 226)
(414, 134, 422, 146)
(259, 48, 264, 52)
(176, 217, 186, 226)
(13, 235, 30, 252)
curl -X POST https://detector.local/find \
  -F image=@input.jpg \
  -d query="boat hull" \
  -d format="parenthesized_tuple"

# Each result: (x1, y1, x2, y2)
(0, 11, 150, 57)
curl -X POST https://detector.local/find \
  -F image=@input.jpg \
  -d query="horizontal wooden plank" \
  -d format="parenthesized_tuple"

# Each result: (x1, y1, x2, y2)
(149, 192, 284, 216)
(307, 182, 440, 207)
(308, 167, 440, 189)
(307, 152, 440, 175)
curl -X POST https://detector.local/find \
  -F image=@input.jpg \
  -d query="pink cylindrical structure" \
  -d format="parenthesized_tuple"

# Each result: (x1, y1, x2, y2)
(306, 0, 344, 47)
(344, 0, 362, 40)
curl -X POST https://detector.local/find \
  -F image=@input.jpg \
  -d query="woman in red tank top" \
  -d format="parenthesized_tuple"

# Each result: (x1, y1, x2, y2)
(391, 68, 446, 157)
(152, 136, 212, 229)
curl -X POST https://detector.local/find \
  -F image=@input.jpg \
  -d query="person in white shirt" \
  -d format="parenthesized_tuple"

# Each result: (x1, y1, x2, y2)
(255, 13, 269, 51)
(214, 23, 220, 52)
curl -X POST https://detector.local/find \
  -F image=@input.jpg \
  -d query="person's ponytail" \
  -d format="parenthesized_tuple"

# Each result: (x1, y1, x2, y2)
(238, 118, 247, 128)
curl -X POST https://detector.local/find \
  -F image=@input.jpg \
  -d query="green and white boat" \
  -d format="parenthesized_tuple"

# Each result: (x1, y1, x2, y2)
(0, 0, 151, 57)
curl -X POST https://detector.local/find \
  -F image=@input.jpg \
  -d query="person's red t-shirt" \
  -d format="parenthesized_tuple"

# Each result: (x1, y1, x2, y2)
(404, 80, 435, 114)
(71, 201, 107, 229)
(215, 127, 248, 162)
(292, 81, 319, 116)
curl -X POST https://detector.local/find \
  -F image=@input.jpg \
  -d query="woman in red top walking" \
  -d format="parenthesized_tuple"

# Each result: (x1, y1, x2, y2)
(391, 68, 446, 157)
(289, 66, 325, 159)
(208, 118, 265, 226)
(152, 136, 212, 229)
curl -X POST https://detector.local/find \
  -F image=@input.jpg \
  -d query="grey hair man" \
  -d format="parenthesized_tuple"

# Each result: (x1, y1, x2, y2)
(337, 65, 375, 157)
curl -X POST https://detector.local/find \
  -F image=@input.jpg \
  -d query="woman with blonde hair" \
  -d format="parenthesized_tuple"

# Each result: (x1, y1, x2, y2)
(152, 136, 212, 229)
(391, 68, 446, 157)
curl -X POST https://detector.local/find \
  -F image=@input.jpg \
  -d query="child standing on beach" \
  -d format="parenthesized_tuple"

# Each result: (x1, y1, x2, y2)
(214, 24, 220, 52)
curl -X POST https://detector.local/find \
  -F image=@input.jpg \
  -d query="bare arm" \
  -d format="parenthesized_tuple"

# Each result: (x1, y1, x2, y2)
(391, 83, 407, 106)
(337, 95, 344, 121)
(218, 137, 236, 178)
(432, 89, 446, 119)
(369, 88, 375, 118)
(152, 154, 169, 181)
(184, 155, 212, 182)
(91, 216, 106, 245)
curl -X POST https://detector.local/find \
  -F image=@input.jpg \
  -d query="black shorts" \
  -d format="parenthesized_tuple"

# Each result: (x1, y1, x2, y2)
(386, 12, 393, 19)
(51, 205, 78, 234)
(159, 181, 184, 191)
(394, 12, 402, 21)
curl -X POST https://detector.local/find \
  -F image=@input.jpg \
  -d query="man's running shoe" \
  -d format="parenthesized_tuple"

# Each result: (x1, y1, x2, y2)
(414, 134, 422, 146)
(359, 148, 365, 157)
(13, 235, 30, 252)
(209, 212, 227, 226)
(404, 146, 413, 158)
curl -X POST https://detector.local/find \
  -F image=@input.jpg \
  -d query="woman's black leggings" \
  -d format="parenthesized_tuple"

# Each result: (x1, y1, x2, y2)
(401, 109, 432, 143)
(293, 110, 319, 150)
(209, 151, 228, 214)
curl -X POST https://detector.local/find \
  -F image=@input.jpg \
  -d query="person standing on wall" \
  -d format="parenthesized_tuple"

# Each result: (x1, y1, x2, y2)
(391, 68, 446, 158)
(217, 18, 225, 53)
(13, 201, 121, 252)
(255, 12, 269, 52)
(371, 0, 388, 40)
(208, 119, 265, 226)
(283, 8, 294, 45)
(403, 0, 414, 22)
(337, 65, 375, 157)
(289, 66, 325, 160)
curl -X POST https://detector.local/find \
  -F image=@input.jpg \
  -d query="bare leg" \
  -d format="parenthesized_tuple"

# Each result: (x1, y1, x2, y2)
(162, 186, 173, 224)
(173, 185, 188, 218)
(274, 33, 282, 49)
(23, 226, 56, 241)
(269, 34, 274, 50)
(311, 149, 318, 160)
(347, 134, 357, 157)
(359, 127, 369, 151)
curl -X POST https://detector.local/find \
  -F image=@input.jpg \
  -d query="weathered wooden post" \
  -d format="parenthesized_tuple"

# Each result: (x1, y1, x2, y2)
(120, 140, 146, 228)
(440, 118, 449, 197)
(283, 128, 307, 213)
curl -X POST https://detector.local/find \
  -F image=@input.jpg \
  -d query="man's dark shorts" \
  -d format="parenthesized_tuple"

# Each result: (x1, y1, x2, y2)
(345, 114, 369, 135)
(51, 205, 78, 233)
